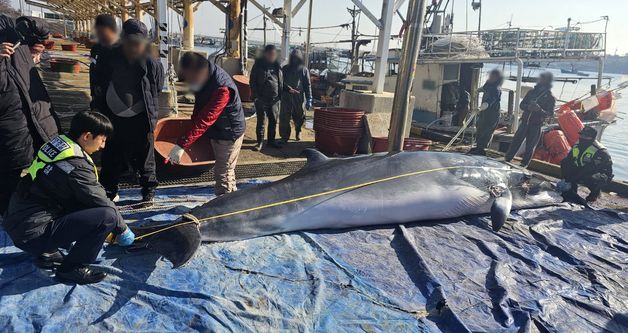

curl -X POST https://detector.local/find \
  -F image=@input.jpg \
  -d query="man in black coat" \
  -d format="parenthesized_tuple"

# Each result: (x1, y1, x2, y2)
(470, 69, 503, 156)
(3, 111, 134, 284)
(92, 19, 164, 203)
(0, 15, 61, 214)
(505, 72, 556, 167)
(89, 14, 119, 105)
(250, 44, 283, 150)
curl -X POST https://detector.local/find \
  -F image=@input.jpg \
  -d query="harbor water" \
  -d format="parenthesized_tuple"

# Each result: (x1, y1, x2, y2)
(491, 65, 627, 181)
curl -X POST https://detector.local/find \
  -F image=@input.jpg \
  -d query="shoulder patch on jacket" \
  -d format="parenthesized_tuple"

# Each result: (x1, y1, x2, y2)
(55, 160, 75, 174)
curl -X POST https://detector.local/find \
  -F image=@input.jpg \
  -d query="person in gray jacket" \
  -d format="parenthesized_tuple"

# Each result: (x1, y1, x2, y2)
(280, 49, 312, 143)
(3, 111, 134, 285)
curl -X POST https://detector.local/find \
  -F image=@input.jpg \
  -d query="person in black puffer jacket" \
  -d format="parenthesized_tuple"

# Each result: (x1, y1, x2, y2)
(250, 44, 283, 150)
(89, 14, 119, 107)
(0, 15, 61, 214)
(92, 19, 164, 203)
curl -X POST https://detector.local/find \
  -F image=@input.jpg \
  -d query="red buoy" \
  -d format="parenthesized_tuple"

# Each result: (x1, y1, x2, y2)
(557, 109, 584, 146)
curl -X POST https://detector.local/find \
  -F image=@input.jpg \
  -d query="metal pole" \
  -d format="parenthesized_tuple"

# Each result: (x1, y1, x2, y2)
(511, 58, 523, 134)
(372, 0, 394, 94)
(281, 0, 292, 62)
(241, 0, 248, 74)
(262, 8, 267, 46)
(477, 0, 481, 37)
(387, 0, 427, 153)
(304, 0, 313, 67)
(156, 0, 169, 90)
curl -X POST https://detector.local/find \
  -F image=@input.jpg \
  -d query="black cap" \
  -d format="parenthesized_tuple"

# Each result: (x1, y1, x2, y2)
(15, 16, 49, 45)
(121, 19, 148, 42)
(580, 126, 597, 138)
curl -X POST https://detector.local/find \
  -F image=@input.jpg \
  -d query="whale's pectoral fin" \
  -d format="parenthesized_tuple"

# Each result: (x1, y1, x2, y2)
(489, 187, 513, 232)
(131, 220, 201, 268)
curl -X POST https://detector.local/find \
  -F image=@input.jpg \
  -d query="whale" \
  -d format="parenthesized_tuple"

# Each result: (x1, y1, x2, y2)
(132, 150, 562, 267)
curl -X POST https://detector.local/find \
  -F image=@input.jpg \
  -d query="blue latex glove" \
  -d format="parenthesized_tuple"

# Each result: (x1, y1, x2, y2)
(305, 99, 313, 110)
(117, 227, 135, 247)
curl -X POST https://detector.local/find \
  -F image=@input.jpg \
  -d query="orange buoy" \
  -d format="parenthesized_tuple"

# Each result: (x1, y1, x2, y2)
(557, 109, 584, 146)
(542, 130, 571, 165)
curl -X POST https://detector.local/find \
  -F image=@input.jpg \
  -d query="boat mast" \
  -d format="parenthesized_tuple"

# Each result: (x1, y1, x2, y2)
(388, 0, 427, 152)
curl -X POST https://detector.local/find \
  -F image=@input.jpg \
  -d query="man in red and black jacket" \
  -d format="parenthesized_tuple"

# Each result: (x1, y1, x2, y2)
(167, 52, 246, 195)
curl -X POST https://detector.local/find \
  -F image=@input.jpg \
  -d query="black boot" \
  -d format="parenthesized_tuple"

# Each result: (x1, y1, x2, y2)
(35, 250, 65, 269)
(295, 132, 301, 141)
(56, 264, 107, 285)
(253, 142, 263, 151)
(137, 189, 155, 208)
(586, 189, 601, 202)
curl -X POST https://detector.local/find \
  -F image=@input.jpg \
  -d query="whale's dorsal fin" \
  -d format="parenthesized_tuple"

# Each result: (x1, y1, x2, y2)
(303, 149, 329, 167)
(490, 187, 512, 232)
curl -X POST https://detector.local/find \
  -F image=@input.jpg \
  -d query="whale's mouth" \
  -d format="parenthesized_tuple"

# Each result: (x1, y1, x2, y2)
(131, 219, 202, 268)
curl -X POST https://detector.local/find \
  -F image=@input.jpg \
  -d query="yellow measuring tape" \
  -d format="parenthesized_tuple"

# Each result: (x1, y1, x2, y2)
(134, 165, 493, 241)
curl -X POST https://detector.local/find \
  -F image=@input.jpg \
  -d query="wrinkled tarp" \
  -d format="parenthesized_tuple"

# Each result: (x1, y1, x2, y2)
(1, 181, 627, 332)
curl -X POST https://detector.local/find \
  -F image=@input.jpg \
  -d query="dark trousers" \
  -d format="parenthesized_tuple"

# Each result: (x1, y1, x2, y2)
(475, 108, 500, 154)
(17, 207, 119, 265)
(505, 120, 543, 166)
(255, 100, 280, 144)
(100, 133, 158, 196)
(0, 169, 23, 215)
(279, 93, 306, 140)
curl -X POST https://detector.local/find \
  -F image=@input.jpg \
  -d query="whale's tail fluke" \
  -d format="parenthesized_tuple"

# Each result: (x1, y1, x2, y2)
(131, 219, 201, 268)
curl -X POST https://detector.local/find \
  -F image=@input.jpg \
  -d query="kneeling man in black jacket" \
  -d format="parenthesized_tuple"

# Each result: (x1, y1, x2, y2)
(2, 111, 135, 285)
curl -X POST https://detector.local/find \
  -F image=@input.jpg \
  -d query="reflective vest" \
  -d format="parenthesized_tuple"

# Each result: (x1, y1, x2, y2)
(571, 143, 603, 168)
(27, 135, 98, 181)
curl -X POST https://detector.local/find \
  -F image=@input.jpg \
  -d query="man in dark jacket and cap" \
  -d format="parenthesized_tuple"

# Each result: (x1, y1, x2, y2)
(559, 126, 613, 203)
(92, 19, 164, 203)
(470, 68, 503, 156)
(250, 44, 283, 150)
(3, 111, 134, 285)
(505, 71, 556, 167)
(0, 15, 61, 214)
(166, 52, 246, 195)
(280, 49, 312, 143)
(89, 14, 119, 105)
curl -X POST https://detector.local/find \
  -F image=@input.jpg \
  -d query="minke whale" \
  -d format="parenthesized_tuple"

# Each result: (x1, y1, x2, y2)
(132, 150, 562, 267)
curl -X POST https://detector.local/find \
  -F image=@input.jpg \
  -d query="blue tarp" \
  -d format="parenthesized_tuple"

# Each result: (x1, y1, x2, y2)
(1, 181, 627, 332)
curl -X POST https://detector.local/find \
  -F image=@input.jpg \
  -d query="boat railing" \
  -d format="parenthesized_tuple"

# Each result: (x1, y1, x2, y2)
(420, 28, 606, 61)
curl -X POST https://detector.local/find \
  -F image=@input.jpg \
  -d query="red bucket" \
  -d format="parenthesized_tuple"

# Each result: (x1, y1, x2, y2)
(43, 40, 55, 50)
(371, 137, 432, 153)
(61, 44, 77, 52)
(49, 58, 80, 73)
(315, 128, 362, 155)
(233, 75, 252, 102)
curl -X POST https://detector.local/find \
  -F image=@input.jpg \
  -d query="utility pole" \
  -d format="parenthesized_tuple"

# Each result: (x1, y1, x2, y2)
(263, 6, 267, 46)
(347, 6, 360, 73)
(304, 0, 313, 67)
(388, 0, 428, 152)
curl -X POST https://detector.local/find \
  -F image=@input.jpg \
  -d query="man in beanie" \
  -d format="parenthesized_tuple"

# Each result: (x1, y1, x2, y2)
(279, 49, 312, 143)
(0, 15, 61, 213)
(92, 19, 164, 204)
(250, 44, 283, 150)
